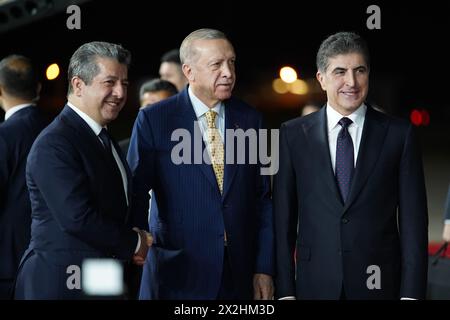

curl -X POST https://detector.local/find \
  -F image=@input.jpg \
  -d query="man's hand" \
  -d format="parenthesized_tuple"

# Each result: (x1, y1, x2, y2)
(253, 273, 274, 300)
(132, 227, 153, 266)
(443, 224, 450, 242)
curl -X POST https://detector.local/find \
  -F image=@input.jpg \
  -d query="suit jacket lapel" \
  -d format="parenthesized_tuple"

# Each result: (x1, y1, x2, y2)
(111, 137, 133, 206)
(176, 89, 221, 194)
(60, 106, 106, 158)
(222, 100, 240, 199)
(61, 105, 130, 205)
(343, 106, 389, 211)
(304, 107, 343, 208)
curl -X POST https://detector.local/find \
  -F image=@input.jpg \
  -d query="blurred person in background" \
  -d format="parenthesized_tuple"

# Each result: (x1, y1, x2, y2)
(0, 55, 49, 299)
(159, 49, 188, 92)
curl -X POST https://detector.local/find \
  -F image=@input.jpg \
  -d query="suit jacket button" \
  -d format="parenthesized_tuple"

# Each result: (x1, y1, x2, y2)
(342, 218, 349, 224)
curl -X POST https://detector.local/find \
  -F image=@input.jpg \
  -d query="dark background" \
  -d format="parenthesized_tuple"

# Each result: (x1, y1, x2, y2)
(1, 1, 449, 130)
(1, 0, 449, 239)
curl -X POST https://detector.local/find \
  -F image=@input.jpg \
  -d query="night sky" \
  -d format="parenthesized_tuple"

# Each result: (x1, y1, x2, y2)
(1, 0, 449, 138)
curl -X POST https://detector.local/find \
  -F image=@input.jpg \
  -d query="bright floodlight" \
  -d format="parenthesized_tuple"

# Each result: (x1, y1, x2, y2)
(279, 66, 297, 83)
(46, 63, 60, 80)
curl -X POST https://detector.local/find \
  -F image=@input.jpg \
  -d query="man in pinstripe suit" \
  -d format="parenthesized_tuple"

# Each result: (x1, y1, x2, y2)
(127, 28, 274, 300)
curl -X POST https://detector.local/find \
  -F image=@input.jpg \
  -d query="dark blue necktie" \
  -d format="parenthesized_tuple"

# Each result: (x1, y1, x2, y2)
(99, 127, 124, 183)
(335, 117, 354, 203)
(99, 128, 113, 154)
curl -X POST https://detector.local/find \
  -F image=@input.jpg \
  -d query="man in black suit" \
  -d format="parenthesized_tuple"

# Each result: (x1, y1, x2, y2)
(0, 55, 49, 299)
(14, 42, 152, 299)
(274, 32, 428, 300)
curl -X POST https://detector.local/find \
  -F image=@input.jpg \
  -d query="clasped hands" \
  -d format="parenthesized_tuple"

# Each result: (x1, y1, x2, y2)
(132, 227, 153, 266)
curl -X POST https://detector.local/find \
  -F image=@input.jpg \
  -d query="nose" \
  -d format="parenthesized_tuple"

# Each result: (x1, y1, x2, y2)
(221, 62, 234, 79)
(113, 82, 127, 99)
(345, 71, 356, 87)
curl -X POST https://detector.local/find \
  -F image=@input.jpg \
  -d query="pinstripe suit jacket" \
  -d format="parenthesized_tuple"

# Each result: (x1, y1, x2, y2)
(127, 87, 274, 299)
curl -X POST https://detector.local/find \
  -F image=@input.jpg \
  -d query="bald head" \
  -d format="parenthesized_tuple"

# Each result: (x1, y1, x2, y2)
(0, 55, 39, 101)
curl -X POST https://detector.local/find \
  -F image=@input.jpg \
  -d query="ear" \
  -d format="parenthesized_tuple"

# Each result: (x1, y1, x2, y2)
(71, 76, 84, 96)
(316, 71, 327, 91)
(182, 63, 194, 82)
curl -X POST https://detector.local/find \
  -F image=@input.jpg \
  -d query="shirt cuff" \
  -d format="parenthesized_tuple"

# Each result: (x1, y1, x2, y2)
(445, 219, 450, 225)
(134, 232, 141, 254)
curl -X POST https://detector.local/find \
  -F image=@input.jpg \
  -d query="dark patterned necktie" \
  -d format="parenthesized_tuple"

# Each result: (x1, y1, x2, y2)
(335, 117, 354, 203)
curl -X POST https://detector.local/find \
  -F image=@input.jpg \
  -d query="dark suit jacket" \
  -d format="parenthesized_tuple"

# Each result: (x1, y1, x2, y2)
(0, 106, 48, 283)
(119, 137, 130, 156)
(127, 88, 274, 299)
(14, 105, 137, 299)
(274, 105, 428, 300)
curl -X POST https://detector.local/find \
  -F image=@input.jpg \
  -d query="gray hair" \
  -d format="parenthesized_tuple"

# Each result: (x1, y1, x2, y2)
(316, 32, 370, 73)
(179, 28, 229, 64)
(67, 41, 131, 95)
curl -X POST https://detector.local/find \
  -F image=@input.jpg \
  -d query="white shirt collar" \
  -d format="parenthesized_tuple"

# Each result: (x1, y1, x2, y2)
(188, 86, 224, 120)
(327, 103, 367, 131)
(67, 102, 104, 135)
(4, 103, 34, 121)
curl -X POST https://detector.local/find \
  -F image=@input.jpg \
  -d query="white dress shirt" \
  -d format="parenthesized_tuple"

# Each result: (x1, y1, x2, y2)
(188, 86, 225, 142)
(327, 103, 366, 172)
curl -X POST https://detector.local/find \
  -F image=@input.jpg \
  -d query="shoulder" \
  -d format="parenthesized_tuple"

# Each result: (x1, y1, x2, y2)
(31, 115, 74, 154)
(136, 95, 180, 128)
(281, 109, 321, 133)
(140, 94, 178, 117)
(368, 107, 411, 133)
(0, 108, 50, 153)
(229, 96, 259, 113)
(226, 96, 264, 124)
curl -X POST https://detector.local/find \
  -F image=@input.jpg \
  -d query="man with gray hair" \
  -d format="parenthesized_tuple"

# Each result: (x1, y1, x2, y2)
(14, 41, 152, 299)
(128, 28, 274, 300)
(274, 31, 428, 300)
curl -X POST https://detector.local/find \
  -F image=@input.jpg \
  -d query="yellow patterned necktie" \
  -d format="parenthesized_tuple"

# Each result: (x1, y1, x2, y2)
(205, 110, 227, 245)
(205, 110, 224, 194)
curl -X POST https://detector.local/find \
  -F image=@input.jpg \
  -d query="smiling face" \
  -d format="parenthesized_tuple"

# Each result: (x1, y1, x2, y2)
(72, 57, 128, 126)
(182, 39, 236, 108)
(316, 52, 369, 116)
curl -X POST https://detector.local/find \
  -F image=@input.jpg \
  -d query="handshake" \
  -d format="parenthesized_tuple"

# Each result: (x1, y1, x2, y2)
(132, 227, 153, 266)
